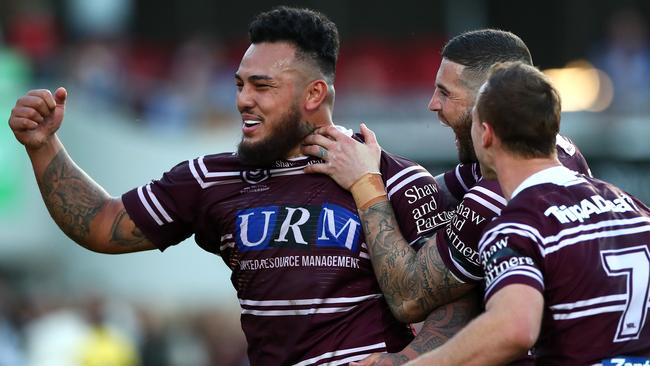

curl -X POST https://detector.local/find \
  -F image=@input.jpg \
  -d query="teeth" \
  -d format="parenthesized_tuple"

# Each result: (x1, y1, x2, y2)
(244, 120, 261, 127)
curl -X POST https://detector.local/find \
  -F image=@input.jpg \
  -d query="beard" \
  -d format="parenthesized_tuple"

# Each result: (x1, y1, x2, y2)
(453, 109, 477, 164)
(237, 102, 312, 166)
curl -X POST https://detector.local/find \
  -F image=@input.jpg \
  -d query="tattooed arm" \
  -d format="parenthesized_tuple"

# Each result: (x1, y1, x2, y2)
(351, 291, 479, 366)
(361, 201, 473, 322)
(302, 125, 474, 321)
(9, 88, 155, 253)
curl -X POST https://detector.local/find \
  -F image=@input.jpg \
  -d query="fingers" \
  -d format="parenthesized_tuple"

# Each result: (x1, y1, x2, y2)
(360, 123, 379, 146)
(54, 87, 68, 106)
(8, 117, 39, 131)
(303, 133, 335, 150)
(303, 161, 329, 175)
(27, 89, 56, 110)
(301, 144, 329, 160)
(18, 95, 53, 118)
(312, 125, 346, 141)
(11, 106, 45, 123)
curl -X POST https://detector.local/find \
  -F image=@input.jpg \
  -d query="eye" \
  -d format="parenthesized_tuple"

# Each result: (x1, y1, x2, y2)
(255, 83, 271, 90)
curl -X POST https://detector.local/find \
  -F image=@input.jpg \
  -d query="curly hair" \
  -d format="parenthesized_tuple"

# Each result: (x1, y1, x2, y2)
(248, 6, 340, 83)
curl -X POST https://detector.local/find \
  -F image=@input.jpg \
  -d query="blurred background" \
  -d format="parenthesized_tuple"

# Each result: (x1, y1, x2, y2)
(1, 0, 650, 365)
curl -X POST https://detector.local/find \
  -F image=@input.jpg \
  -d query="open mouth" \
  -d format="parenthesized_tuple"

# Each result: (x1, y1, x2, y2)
(244, 120, 262, 127)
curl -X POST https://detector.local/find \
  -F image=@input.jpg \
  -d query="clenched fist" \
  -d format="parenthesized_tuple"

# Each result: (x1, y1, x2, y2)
(8, 87, 67, 151)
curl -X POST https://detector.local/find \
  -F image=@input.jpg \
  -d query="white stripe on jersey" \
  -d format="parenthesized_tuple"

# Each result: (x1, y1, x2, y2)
(241, 306, 356, 316)
(386, 166, 424, 187)
(485, 267, 545, 299)
(542, 217, 650, 245)
(137, 186, 163, 225)
(552, 304, 627, 320)
(145, 184, 173, 223)
(293, 342, 387, 366)
(471, 186, 508, 206)
(239, 294, 382, 306)
(198, 156, 241, 178)
(189, 158, 242, 188)
(550, 294, 627, 310)
(471, 164, 480, 183)
(387, 171, 433, 199)
(550, 296, 650, 321)
(544, 225, 650, 255)
(479, 223, 545, 253)
(273, 169, 306, 177)
(455, 165, 470, 193)
(270, 165, 306, 175)
(219, 242, 235, 251)
(464, 193, 502, 216)
(326, 354, 374, 366)
(446, 246, 481, 282)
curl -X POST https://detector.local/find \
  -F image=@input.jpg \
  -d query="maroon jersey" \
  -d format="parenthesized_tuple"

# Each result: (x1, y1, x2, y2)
(479, 166, 650, 365)
(437, 134, 592, 284)
(121, 135, 446, 365)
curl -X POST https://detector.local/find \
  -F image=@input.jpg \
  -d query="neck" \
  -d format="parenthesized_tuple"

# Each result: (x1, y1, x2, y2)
(493, 153, 561, 200)
(285, 111, 335, 159)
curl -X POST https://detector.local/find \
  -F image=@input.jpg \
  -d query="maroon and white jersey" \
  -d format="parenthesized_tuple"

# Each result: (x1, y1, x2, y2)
(437, 134, 592, 283)
(121, 135, 446, 365)
(479, 166, 650, 365)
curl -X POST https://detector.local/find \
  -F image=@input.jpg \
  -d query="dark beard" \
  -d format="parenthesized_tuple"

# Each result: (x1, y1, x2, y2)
(237, 103, 312, 166)
(455, 110, 477, 164)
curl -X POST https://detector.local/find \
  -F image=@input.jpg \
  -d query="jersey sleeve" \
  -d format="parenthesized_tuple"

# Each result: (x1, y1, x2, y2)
(478, 217, 545, 304)
(442, 163, 482, 201)
(435, 180, 506, 283)
(121, 160, 201, 251)
(380, 151, 450, 247)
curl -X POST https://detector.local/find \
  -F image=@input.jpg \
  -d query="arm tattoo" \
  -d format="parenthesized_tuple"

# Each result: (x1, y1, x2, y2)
(360, 201, 470, 320)
(109, 209, 151, 248)
(40, 149, 108, 244)
(407, 291, 479, 356)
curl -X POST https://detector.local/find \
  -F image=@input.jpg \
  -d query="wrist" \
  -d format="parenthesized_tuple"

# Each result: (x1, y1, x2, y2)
(349, 172, 388, 210)
(26, 135, 61, 156)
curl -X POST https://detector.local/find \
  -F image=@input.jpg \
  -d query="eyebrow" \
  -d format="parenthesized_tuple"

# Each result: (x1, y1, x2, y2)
(234, 73, 274, 82)
(436, 82, 450, 94)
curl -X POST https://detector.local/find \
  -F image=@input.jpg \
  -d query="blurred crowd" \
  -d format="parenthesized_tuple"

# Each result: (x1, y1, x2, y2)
(0, 273, 248, 366)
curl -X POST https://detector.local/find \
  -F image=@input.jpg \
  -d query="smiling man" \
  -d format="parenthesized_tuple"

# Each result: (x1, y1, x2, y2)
(7, 6, 473, 366)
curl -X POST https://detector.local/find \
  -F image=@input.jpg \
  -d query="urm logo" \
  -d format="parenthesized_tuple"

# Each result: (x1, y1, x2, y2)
(235, 204, 361, 253)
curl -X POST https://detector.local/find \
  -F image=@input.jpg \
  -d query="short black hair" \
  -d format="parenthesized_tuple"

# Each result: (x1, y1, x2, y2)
(442, 29, 533, 91)
(477, 61, 560, 158)
(249, 6, 340, 83)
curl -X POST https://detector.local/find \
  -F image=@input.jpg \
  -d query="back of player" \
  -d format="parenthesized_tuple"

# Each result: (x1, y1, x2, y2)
(479, 166, 650, 365)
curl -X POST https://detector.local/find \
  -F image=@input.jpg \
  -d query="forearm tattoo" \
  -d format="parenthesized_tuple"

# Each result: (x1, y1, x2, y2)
(360, 201, 468, 319)
(408, 292, 479, 355)
(40, 149, 107, 244)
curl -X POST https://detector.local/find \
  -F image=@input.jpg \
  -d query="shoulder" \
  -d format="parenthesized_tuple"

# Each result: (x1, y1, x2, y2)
(463, 179, 507, 216)
(168, 152, 246, 189)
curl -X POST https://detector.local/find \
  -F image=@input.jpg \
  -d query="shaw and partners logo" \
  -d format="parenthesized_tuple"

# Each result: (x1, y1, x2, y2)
(235, 203, 361, 253)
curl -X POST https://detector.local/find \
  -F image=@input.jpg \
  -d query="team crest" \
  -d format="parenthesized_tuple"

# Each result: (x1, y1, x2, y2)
(242, 169, 271, 184)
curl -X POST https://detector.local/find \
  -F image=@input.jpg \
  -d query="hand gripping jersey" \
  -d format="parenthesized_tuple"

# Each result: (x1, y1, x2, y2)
(121, 133, 447, 366)
(479, 166, 650, 365)
(437, 134, 592, 283)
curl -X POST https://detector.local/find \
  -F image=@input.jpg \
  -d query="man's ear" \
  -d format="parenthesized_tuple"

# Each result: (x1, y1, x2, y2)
(481, 121, 494, 148)
(304, 80, 329, 111)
